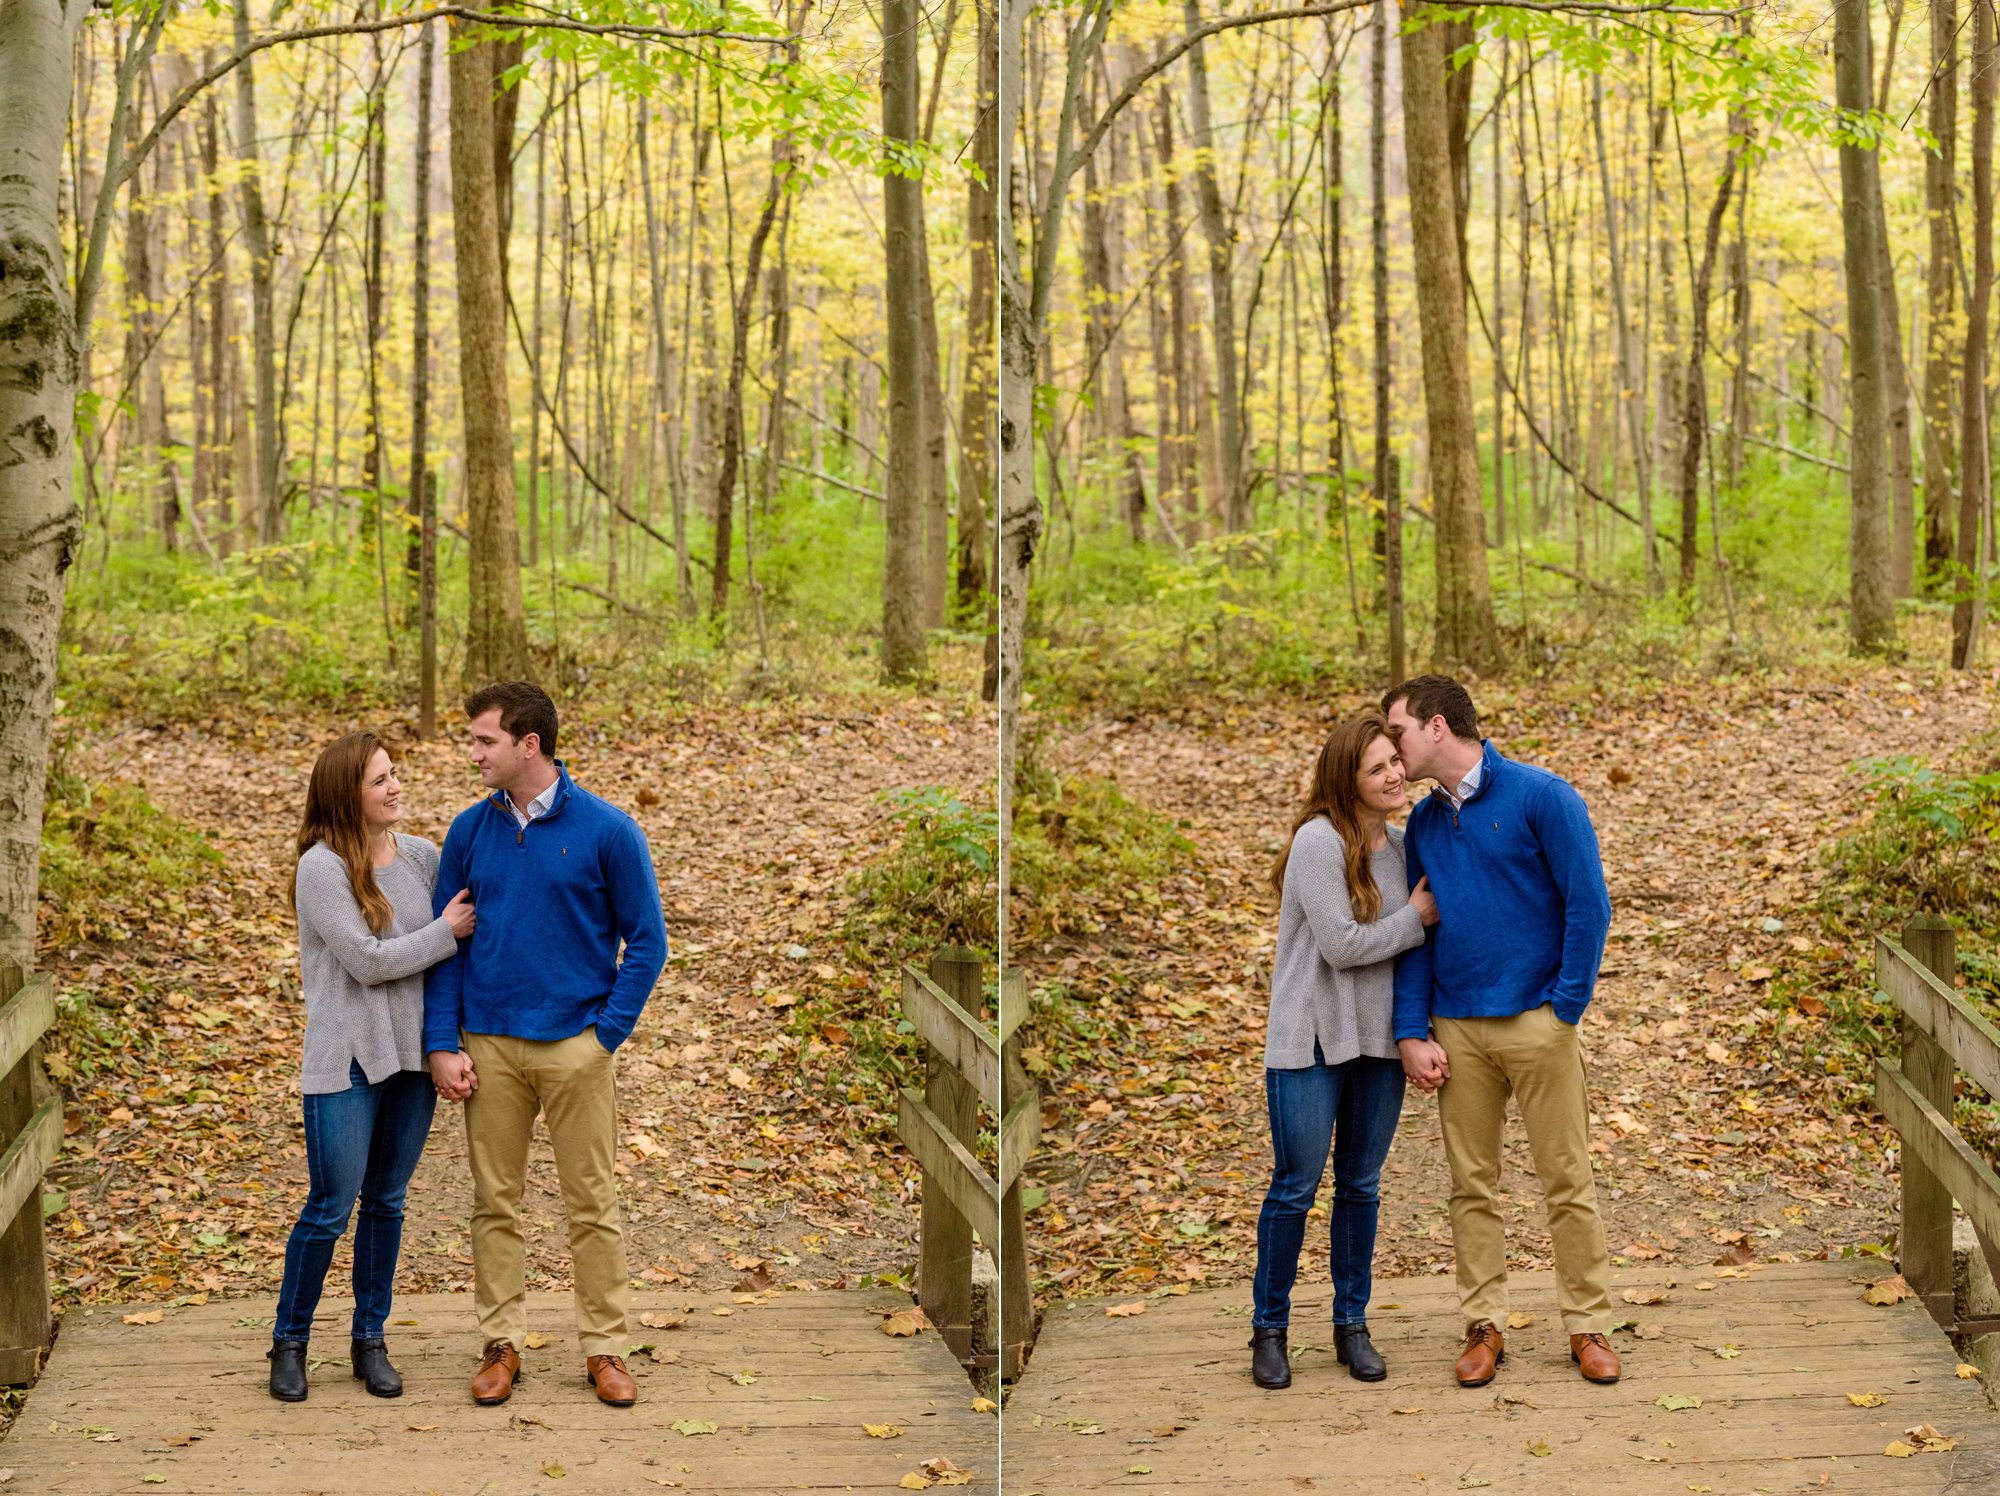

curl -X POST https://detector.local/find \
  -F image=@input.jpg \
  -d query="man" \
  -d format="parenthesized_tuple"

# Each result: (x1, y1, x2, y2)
(425, 682, 669, 1407)
(1383, 675, 1619, 1389)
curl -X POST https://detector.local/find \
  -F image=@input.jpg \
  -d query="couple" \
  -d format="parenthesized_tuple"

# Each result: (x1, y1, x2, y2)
(270, 681, 668, 1408)
(1251, 675, 1618, 1391)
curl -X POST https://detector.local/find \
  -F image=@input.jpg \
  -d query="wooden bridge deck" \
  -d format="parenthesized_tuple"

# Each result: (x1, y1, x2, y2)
(1004, 1261, 2000, 1494)
(0, 1288, 995, 1494)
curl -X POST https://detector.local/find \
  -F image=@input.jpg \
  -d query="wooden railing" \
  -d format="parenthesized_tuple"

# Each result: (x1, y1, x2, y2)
(893, 950, 1038, 1378)
(1874, 915, 2000, 1336)
(0, 958, 60, 1384)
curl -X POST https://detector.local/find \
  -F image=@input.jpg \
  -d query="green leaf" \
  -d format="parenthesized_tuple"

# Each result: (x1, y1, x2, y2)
(670, 1419, 717, 1437)
(1655, 1395, 1703, 1411)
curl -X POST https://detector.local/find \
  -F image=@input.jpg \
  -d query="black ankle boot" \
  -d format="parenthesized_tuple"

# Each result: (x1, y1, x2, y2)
(267, 1338, 309, 1402)
(1335, 1322, 1387, 1382)
(1249, 1326, 1291, 1389)
(351, 1338, 403, 1398)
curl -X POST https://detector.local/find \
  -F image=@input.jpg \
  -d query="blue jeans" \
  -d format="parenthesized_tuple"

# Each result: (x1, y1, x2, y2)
(1252, 1047, 1406, 1328)
(273, 1062, 436, 1341)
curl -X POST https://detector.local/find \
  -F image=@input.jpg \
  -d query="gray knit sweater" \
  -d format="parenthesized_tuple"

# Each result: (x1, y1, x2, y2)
(1264, 818, 1427, 1069)
(295, 834, 460, 1094)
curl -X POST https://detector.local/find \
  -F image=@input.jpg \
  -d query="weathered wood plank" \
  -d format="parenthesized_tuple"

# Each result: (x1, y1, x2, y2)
(0, 1093, 60, 1242)
(1879, 932, 2000, 1100)
(896, 1088, 999, 1246)
(997, 1087, 1039, 1194)
(901, 966, 999, 1107)
(1878, 1058, 2000, 1252)
(0, 1290, 997, 1492)
(1006, 1264, 2000, 1494)
(998, 968, 1028, 1045)
(0, 972, 54, 1081)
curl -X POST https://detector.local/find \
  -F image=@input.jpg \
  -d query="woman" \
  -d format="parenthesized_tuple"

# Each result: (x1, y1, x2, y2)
(269, 732, 475, 1402)
(1249, 711, 1438, 1389)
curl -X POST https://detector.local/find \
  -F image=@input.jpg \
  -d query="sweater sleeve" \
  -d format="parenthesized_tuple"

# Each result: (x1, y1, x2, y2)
(295, 850, 460, 989)
(1391, 813, 1438, 1042)
(1288, 822, 1427, 973)
(591, 815, 669, 1052)
(1533, 779, 1613, 1024)
(421, 819, 473, 1053)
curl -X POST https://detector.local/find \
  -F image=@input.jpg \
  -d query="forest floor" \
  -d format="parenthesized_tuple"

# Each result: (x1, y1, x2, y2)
(1016, 653, 2000, 1309)
(33, 655, 994, 1357)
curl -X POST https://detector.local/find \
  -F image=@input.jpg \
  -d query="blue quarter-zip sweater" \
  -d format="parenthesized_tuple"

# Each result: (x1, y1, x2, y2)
(423, 764, 668, 1055)
(1391, 741, 1611, 1042)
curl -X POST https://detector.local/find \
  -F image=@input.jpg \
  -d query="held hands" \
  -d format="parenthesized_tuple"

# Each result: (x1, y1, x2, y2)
(429, 1048, 479, 1102)
(442, 888, 476, 938)
(1408, 876, 1439, 927)
(1398, 1036, 1451, 1092)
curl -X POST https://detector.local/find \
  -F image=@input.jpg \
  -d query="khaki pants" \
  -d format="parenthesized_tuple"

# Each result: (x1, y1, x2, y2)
(1432, 1003, 1612, 1336)
(462, 1027, 628, 1358)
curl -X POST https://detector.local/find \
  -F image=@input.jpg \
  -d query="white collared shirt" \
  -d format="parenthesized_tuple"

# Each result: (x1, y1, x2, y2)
(1438, 757, 1483, 810)
(504, 779, 559, 830)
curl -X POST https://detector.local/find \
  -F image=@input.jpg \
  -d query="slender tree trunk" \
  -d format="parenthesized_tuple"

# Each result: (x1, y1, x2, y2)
(1956, 0, 1996, 666)
(0, 0, 89, 964)
(405, 25, 435, 587)
(1676, 121, 1740, 595)
(449, 23, 533, 683)
(1926, 0, 1961, 583)
(1372, 0, 1398, 674)
(955, 0, 997, 621)
(916, 191, 952, 627)
(882, 0, 928, 676)
(232, 0, 281, 543)
(1873, 15, 1917, 597)
(1837, 0, 1897, 651)
(1400, 4, 1499, 668)
(1182, 0, 1243, 528)
(1591, 69, 1654, 585)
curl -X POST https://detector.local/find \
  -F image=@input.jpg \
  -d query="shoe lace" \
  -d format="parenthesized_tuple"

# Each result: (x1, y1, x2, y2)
(1576, 1333, 1611, 1351)
(1466, 1323, 1500, 1348)
(597, 1355, 628, 1374)
(480, 1343, 514, 1369)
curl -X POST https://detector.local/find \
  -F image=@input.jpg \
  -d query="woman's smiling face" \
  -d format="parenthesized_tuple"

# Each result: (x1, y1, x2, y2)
(359, 748, 402, 831)
(1355, 733, 1408, 815)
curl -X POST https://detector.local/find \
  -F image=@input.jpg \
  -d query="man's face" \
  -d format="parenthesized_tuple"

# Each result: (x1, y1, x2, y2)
(468, 708, 538, 793)
(1383, 698, 1446, 782)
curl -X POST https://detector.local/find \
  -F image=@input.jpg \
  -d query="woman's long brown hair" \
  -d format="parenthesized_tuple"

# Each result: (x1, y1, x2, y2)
(1269, 711, 1394, 921)
(288, 732, 396, 934)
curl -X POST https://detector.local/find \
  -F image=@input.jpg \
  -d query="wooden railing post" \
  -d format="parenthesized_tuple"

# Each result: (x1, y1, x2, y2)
(0, 957, 52, 1384)
(1901, 914, 1959, 1328)
(998, 967, 1035, 1379)
(920, 946, 983, 1363)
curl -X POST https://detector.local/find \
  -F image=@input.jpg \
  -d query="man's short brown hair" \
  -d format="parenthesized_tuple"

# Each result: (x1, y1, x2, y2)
(465, 681, 559, 757)
(1381, 674, 1480, 742)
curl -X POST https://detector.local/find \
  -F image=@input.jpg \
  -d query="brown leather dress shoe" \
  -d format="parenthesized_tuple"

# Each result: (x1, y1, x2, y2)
(587, 1354, 638, 1406)
(1570, 1332, 1621, 1384)
(470, 1341, 521, 1405)
(1454, 1322, 1505, 1387)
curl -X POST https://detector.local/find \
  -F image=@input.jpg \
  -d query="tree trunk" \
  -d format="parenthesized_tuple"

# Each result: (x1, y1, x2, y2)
(1181, 0, 1243, 528)
(916, 192, 952, 627)
(882, 0, 928, 677)
(232, 0, 281, 544)
(1372, 0, 1397, 672)
(954, 0, 997, 619)
(1837, 0, 1897, 652)
(1956, 0, 1996, 666)
(0, 0, 87, 964)
(1676, 125, 1740, 595)
(1925, 0, 1961, 583)
(405, 24, 435, 587)
(1874, 17, 1917, 597)
(449, 24, 533, 684)
(1400, 4, 1499, 669)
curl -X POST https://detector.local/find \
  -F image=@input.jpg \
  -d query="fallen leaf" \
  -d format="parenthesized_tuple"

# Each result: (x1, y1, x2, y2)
(1884, 1442, 1915, 1459)
(90, 1433, 118, 1443)
(1391, 1407, 1423, 1415)
(1714, 1345, 1739, 1360)
(1655, 1395, 1702, 1411)
(1863, 1276, 1912, 1306)
(669, 1420, 716, 1437)
(881, 1309, 926, 1336)
(1635, 1323, 1666, 1340)
(1622, 1288, 1669, 1306)
(1505, 1312, 1537, 1329)
(1957, 1364, 1983, 1379)
(142, 1479, 165, 1487)
(922, 1458, 971, 1481)
(1694, 1281, 1717, 1292)
(864, 1424, 904, 1439)
(1126, 1468, 1152, 1476)
(1802, 1314, 1820, 1327)
(646, 1347, 681, 1364)
(711, 1307, 734, 1317)
(972, 1398, 1000, 1413)
(1847, 1392, 1887, 1408)
(541, 1461, 566, 1478)
(524, 1332, 550, 1349)
(406, 1423, 439, 1432)
(1903, 1423, 1957, 1452)
(1289, 1480, 1315, 1491)
(1104, 1301, 1147, 1318)
(898, 1476, 932, 1491)
(1634, 1454, 1668, 1463)
(638, 1313, 685, 1330)
(1526, 1440, 1551, 1457)
(1704, 1042, 1729, 1063)
(122, 1311, 163, 1326)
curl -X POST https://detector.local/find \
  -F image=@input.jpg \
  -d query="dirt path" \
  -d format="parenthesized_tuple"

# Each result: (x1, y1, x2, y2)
(39, 678, 992, 1331)
(1017, 663, 1998, 1302)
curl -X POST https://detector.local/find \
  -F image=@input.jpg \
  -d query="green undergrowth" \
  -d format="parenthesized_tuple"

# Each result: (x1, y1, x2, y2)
(38, 756, 223, 950)
(1008, 763, 1200, 942)
(845, 786, 999, 956)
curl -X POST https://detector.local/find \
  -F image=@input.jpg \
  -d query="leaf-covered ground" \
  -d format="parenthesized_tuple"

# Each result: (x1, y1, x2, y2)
(1015, 661, 1998, 1306)
(37, 669, 992, 1339)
